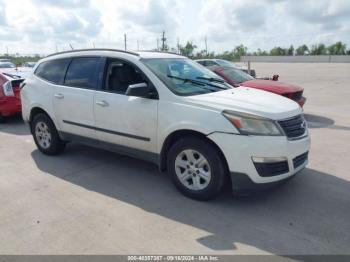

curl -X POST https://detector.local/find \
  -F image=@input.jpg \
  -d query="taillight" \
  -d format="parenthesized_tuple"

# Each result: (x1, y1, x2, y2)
(2, 81, 15, 96)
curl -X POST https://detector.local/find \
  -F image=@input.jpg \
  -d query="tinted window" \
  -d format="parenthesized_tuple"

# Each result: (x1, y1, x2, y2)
(64, 57, 100, 89)
(35, 59, 70, 84)
(205, 61, 217, 66)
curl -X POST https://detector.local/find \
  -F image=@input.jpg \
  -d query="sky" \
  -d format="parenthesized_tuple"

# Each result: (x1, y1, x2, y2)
(0, 0, 349, 55)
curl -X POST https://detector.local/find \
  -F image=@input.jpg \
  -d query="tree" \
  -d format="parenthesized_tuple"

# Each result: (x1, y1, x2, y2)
(287, 45, 294, 56)
(233, 44, 247, 58)
(310, 44, 327, 55)
(296, 45, 309, 55)
(327, 41, 346, 55)
(179, 41, 197, 58)
(270, 47, 286, 56)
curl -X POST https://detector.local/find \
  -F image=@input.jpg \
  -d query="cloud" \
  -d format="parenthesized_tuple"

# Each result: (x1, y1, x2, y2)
(32, 0, 89, 8)
(0, 0, 349, 54)
(120, 0, 179, 34)
(0, 1, 6, 25)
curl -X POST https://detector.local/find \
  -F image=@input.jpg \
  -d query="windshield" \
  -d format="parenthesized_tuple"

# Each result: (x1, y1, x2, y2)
(216, 60, 241, 68)
(142, 58, 231, 96)
(0, 62, 16, 68)
(223, 68, 254, 83)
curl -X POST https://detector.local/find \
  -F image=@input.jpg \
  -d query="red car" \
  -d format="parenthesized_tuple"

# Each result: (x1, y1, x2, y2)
(0, 72, 25, 122)
(209, 66, 306, 107)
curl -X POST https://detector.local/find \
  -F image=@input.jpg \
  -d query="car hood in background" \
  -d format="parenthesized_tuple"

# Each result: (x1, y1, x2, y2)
(186, 87, 301, 120)
(241, 80, 303, 94)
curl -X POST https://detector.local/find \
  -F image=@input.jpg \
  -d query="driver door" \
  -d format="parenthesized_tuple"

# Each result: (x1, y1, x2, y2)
(94, 58, 158, 157)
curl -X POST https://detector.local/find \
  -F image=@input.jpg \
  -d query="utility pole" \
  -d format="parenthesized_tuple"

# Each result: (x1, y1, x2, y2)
(161, 31, 166, 51)
(69, 44, 74, 50)
(205, 36, 208, 56)
(55, 44, 58, 53)
(92, 42, 96, 48)
(137, 40, 139, 51)
(157, 38, 159, 51)
(124, 34, 127, 51)
(6, 46, 8, 56)
(177, 37, 180, 54)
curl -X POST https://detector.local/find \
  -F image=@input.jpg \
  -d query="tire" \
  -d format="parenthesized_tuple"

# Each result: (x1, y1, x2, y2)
(0, 113, 6, 123)
(167, 137, 227, 201)
(31, 113, 65, 155)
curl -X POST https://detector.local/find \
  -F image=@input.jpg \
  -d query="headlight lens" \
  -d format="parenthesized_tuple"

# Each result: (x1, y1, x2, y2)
(222, 111, 282, 136)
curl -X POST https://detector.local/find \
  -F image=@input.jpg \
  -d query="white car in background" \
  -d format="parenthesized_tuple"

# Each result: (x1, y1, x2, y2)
(21, 49, 310, 200)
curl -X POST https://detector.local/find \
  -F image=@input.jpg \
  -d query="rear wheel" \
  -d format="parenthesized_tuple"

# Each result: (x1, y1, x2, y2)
(31, 113, 66, 155)
(167, 137, 227, 201)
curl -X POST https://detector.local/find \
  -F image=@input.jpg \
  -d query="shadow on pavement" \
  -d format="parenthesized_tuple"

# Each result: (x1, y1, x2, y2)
(31, 145, 350, 254)
(0, 114, 30, 136)
(305, 113, 350, 131)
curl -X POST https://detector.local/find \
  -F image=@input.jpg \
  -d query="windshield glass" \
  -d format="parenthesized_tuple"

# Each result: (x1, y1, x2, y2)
(142, 58, 231, 96)
(216, 60, 241, 68)
(223, 68, 254, 83)
(0, 62, 16, 68)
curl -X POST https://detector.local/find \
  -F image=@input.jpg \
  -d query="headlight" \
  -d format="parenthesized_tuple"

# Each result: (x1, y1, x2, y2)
(222, 110, 283, 136)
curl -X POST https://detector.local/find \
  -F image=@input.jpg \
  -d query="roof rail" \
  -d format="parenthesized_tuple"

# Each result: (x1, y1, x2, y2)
(45, 48, 140, 58)
(138, 50, 183, 56)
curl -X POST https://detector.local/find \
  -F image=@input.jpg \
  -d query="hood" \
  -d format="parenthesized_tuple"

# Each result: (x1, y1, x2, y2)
(186, 87, 301, 120)
(241, 80, 303, 94)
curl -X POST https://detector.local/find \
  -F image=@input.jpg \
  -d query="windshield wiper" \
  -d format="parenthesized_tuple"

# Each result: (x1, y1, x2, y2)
(167, 75, 227, 90)
(196, 76, 225, 83)
(167, 75, 205, 85)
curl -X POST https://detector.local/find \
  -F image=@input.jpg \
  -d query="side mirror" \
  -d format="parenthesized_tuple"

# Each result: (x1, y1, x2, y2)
(126, 82, 150, 98)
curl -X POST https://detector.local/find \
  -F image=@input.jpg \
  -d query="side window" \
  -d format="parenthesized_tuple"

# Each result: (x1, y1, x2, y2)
(206, 61, 216, 66)
(103, 58, 147, 94)
(34, 59, 70, 84)
(64, 57, 100, 89)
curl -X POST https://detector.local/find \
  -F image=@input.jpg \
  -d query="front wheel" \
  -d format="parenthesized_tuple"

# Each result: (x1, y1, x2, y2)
(0, 113, 6, 123)
(167, 137, 227, 201)
(31, 113, 66, 155)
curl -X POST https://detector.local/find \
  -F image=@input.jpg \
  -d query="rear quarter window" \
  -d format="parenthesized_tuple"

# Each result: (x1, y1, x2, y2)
(34, 59, 71, 84)
(64, 57, 100, 89)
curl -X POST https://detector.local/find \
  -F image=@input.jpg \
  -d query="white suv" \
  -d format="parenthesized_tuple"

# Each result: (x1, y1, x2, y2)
(21, 49, 310, 200)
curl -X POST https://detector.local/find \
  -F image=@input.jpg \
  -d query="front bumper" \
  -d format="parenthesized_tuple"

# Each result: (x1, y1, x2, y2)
(208, 132, 311, 191)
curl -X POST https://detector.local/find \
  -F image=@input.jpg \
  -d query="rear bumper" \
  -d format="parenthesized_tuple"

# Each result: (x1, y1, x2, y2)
(0, 97, 21, 116)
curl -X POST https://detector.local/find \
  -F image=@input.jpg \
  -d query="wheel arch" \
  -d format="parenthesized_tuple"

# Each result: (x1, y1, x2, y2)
(159, 129, 230, 178)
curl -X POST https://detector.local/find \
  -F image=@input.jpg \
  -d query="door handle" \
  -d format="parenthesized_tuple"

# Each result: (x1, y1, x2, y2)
(54, 93, 64, 99)
(96, 100, 109, 107)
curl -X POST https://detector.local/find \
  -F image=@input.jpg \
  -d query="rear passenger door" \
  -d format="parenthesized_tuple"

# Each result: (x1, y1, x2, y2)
(53, 57, 103, 139)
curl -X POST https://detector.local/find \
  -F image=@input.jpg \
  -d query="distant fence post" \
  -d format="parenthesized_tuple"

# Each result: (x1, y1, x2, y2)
(247, 60, 251, 75)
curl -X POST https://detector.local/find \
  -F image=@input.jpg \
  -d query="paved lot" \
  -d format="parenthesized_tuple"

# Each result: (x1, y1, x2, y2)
(0, 63, 349, 255)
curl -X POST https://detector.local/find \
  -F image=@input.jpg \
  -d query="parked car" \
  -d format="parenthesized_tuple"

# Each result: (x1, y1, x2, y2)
(208, 66, 306, 107)
(196, 59, 256, 77)
(22, 62, 36, 68)
(0, 62, 16, 68)
(21, 49, 310, 200)
(0, 72, 25, 122)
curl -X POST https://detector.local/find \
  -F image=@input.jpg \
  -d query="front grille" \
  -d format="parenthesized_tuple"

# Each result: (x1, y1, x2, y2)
(291, 91, 303, 101)
(293, 152, 308, 169)
(254, 161, 289, 177)
(278, 115, 306, 139)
